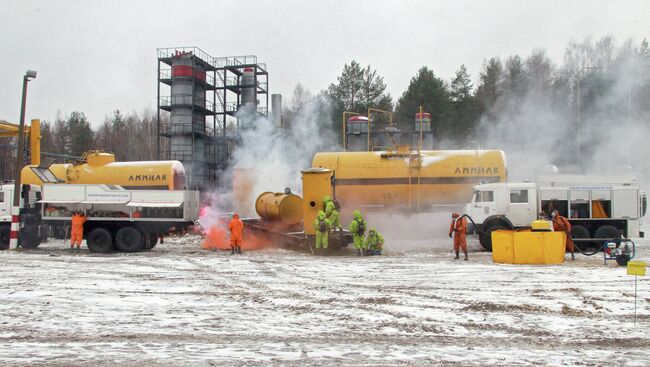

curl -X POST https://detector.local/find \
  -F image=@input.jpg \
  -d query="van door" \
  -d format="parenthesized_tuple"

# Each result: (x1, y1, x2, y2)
(612, 189, 639, 219)
(508, 188, 534, 226)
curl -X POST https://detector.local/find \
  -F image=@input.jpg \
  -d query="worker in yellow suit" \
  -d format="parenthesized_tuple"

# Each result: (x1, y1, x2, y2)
(323, 195, 341, 231)
(313, 210, 331, 252)
(70, 211, 86, 253)
(348, 210, 367, 256)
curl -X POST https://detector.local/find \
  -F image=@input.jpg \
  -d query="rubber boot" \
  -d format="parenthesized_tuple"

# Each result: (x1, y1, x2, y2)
(571, 252, 575, 261)
(237, 246, 242, 254)
(356, 249, 362, 256)
(464, 251, 468, 261)
(231, 247, 235, 255)
(76, 246, 81, 254)
(454, 251, 459, 260)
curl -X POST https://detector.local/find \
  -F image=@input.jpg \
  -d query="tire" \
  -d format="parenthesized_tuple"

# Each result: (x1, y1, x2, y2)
(570, 224, 592, 250)
(87, 228, 115, 253)
(616, 254, 631, 266)
(19, 229, 41, 249)
(144, 232, 157, 250)
(594, 225, 621, 251)
(0, 225, 10, 250)
(52, 225, 67, 240)
(479, 224, 509, 252)
(115, 227, 144, 252)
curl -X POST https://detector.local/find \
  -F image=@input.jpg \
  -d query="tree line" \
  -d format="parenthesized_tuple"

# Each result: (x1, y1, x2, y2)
(2, 35, 649, 181)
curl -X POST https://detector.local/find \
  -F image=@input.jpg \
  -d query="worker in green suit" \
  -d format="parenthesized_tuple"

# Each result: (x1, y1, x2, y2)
(323, 195, 341, 231)
(313, 210, 331, 252)
(365, 228, 384, 255)
(348, 210, 367, 256)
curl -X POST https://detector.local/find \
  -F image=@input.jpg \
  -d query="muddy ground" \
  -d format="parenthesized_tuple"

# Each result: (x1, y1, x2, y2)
(0, 235, 648, 366)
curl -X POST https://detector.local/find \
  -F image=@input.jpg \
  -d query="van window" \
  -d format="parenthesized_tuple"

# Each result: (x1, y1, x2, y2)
(0, 192, 4, 203)
(510, 189, 528, 203)
(478, 191, 494, 202)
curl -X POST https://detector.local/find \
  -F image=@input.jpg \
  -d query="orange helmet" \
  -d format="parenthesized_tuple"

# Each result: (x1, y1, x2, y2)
(451, 212, 460, 218)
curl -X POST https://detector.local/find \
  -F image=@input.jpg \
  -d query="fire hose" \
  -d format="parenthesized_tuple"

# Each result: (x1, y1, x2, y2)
(458, 214, 631, 258)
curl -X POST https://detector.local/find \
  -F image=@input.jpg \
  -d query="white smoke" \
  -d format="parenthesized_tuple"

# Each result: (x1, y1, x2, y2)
(225, 97, 338, 215)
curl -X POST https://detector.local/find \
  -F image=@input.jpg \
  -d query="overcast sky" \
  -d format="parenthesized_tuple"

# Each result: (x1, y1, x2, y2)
(1, 0, 648, 126)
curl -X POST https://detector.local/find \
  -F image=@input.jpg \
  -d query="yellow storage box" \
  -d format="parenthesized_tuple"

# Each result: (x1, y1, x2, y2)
(492, 229, 565, 265)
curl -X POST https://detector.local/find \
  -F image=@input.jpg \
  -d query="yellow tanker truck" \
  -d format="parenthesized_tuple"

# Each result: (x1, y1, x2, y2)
(21, 151, 186, 190)
(312, 149, 507, 209)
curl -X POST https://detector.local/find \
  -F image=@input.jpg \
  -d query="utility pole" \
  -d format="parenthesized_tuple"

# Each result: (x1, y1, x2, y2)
(10, 70, 37, 250)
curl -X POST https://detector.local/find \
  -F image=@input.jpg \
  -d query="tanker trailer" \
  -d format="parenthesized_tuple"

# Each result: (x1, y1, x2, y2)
(312, 149, 506, 209)
(21, 151, 186, 190)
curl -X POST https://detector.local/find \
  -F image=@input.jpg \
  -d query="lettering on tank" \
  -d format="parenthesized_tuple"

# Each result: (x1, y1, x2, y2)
(454, 167, 499, 175)
(128, 174, 167, 182)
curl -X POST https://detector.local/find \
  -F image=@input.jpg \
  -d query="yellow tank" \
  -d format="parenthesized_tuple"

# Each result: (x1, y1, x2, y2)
(21, 151, 186, 190)
(312, 149, 506, 207)
(255, 191, 303, 225)
(301, 168, 333, 235)
(492, 229, 565, 264)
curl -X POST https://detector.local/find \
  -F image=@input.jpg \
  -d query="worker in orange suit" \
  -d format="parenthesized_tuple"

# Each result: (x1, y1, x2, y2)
(551, 210, 575, 260)
(228, 213, 244, 255)
(70, 211, 86, 253)
(449, 212, 468, 260)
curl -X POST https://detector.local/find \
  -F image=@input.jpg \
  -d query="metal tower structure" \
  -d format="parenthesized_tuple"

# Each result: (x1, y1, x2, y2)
(157, 48, 269, 191)
(157, 47, 217, 191)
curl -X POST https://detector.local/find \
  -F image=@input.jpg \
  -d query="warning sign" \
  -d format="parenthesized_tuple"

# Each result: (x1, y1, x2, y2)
(627, 261, 647, 276)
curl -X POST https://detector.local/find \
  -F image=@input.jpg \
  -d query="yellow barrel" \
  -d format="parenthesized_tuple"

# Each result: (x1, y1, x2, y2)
(255, 191, 303, 225)
(301, 168, 333, 235)
(312, 149, 506, 207)
(21, 151, 186, 190)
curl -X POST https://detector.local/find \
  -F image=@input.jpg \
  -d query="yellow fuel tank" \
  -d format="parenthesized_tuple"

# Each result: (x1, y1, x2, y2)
(21, 151, 186, 190)
(312, 149, 506, 207)
(255, 191, 303, 225)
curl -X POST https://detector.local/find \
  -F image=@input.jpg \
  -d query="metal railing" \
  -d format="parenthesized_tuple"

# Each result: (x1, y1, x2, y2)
(159, 69, 215, 87)
(159, 95, 215, 113)
(157, 47, 216, 65)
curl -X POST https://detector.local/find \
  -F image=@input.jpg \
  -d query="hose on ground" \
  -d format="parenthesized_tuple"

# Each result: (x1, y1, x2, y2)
(459, 213, 630, 257)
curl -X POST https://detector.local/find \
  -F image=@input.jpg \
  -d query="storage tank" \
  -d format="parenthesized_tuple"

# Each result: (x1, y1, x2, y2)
(170, 52, 207, 188)
(255, 191, 303, 225)
(241, 67, 256, 106)
(312, 150, 506, 207)
(21, 151, 186, 190)
(346, 115, 369, 151)
(413, 112, 433, 149)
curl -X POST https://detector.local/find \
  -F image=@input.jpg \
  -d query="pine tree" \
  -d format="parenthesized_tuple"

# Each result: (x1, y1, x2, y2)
(66, 111, 94, 157)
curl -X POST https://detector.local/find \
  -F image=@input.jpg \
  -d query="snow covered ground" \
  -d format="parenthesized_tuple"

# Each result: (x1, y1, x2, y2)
(0, 235, 648, 366)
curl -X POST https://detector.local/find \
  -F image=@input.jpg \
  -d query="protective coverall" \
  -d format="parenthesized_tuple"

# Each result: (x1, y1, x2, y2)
(552, 211, 575, 260)
(323, 195, 341, 230)
(70, 212, 86, 252)
(313, 210, 331, 250)
(449, 212, 468, 260)
(348, 210, 367, 255)
(228, 213, 244, 254)
(365, 228, 384, 255)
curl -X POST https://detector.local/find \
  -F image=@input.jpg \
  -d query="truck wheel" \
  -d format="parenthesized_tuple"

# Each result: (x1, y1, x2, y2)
(19, 230, 41, 249)
(594, 225, 621, 251)
(52, 225, 67, 240)
(479, 224, 509, 252)
(147, 234, 158, 250)
(570, 225, 591, 249)
(0, 225, 9, 250)
(115, 227, 144, 252)
(87, 228, 115, 253)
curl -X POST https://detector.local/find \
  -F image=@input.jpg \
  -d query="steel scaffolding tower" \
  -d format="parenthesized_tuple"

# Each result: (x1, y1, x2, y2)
(157, 48, 269, 191)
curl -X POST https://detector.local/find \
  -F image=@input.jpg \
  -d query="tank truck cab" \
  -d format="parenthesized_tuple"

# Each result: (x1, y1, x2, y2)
(0, 184, 44, 249)
(466, 176, 647, 251)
